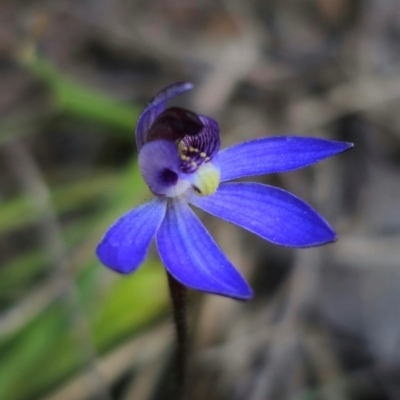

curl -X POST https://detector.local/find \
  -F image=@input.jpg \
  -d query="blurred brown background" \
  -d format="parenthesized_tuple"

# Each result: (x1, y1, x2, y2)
(1, 0, 400, 399)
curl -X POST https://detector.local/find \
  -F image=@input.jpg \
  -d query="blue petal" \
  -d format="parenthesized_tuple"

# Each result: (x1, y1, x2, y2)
(219, 136, 353, 182)
(156, 198, 253, 300)
(96, 199, 167, 274)
(136, 82, 194, 150)
(189, 182, 336, 247)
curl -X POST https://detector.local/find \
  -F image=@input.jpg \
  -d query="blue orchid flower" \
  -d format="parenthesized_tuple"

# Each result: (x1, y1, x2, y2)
(96, 82, 352, 300)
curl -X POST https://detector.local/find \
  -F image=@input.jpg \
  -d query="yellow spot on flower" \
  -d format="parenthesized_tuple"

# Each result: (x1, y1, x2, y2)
(192, 162, 220, 196)
(178, 142, 187, 151)
(200, 152, 207, 157)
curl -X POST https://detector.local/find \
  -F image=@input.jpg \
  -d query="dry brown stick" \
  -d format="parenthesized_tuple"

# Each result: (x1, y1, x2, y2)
(42, 324, 171, 400)
(1, 139, 111, 400)
(0, 279, 62, 336)
(301, 326, 347, 400)
(289, 72, 400, 133)
(246, 249, 350, 400)
(193, 2, 261, 115)
(121, 359, 166, 400)
(333, 234, 400, 270)
(45, 2, 191, 71)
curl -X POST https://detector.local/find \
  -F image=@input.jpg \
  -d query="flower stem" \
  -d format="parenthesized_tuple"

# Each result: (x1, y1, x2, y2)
(167, 272, 188, 399)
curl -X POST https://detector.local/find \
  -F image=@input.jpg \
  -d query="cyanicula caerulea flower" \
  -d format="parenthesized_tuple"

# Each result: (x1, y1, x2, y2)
(96, 82, 352, 300)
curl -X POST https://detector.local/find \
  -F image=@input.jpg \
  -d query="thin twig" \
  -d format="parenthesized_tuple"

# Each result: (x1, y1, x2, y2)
(43, 324, 171, 400)
(1, 139, 111, 400)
